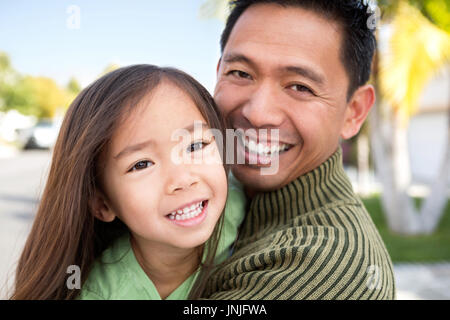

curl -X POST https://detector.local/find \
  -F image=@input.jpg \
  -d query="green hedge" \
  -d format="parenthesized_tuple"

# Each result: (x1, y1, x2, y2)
(362, 195, 450, 263)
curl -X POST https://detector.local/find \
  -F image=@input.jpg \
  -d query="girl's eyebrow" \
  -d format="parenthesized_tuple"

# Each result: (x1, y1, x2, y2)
(114, 138, 155, 160)
(183, 122, 209, 133)
(114, 122, 210, 161)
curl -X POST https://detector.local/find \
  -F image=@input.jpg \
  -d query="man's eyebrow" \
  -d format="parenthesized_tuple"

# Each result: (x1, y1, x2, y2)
(222, 53, 257, 69)
(284, 66, 325, 86)
(114, 122, 209, 160)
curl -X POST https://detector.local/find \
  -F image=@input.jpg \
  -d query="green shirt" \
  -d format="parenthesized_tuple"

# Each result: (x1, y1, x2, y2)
(78, 178, 246, 300)
(203, 148, 396, 300)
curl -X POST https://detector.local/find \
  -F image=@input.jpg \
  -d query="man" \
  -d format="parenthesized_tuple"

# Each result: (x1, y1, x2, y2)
(204, 0, 395, 299)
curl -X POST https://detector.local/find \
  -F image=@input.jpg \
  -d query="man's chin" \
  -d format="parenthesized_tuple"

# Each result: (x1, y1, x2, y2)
(231, 165, 290, 195)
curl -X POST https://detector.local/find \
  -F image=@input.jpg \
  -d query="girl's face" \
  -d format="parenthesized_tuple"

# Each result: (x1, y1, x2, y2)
(98, 82, 228, 250)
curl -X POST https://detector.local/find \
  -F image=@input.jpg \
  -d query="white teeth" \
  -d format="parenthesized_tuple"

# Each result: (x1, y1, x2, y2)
(243, 136, 290, 156)
(237, 131, 290, 156)
(257, 143, 264, 153)
(167, 201, 205, 221)
(249, 140, 257, 152)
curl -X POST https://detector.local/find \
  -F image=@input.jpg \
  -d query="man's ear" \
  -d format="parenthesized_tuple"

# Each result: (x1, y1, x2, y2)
(89, 189, 116, 223)
(340, 84, 375, 140)
(216, 57, 222, 74)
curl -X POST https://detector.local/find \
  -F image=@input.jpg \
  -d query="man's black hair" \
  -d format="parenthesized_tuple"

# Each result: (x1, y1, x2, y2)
(220, 0, 377, 100)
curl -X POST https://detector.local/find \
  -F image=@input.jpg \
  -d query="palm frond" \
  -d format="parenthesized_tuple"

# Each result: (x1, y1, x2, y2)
(380, 1, 450, 120)
(198, 0, 231, 21)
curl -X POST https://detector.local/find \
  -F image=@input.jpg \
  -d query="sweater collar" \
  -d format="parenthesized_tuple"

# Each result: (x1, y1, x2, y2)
(239, 147, 357, 238)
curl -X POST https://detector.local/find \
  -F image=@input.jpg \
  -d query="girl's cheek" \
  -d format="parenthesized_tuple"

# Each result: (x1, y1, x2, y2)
(193, 144, 223, 166)
(210, 142, 225, 164)
(117, 179, 152, 209)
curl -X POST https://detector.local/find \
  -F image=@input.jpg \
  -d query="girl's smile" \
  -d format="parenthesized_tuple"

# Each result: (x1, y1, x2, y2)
(166, 199, 209, 227)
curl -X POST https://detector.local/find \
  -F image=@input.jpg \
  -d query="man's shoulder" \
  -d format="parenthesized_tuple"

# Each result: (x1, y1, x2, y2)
(206, 203, 396, 300)
(237, 197, 381, 248)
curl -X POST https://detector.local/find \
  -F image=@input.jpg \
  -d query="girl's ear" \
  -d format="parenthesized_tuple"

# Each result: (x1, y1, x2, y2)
(89, 189, 116, 223)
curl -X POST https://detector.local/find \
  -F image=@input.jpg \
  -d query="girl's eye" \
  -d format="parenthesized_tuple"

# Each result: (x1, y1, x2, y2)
(188, 141, 210, 153)
(289, 84, 314, 95)
(228, 70, 252, 80)
(129, 160, 153, 172)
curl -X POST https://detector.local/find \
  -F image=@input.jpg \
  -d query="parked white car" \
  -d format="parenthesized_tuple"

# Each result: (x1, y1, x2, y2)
(16, 120, 61, 149)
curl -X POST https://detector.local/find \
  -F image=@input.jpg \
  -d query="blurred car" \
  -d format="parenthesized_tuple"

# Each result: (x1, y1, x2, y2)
(15, 120, 61, 150)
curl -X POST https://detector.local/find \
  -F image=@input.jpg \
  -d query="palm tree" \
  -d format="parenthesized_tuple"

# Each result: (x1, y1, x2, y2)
(198, 0, 230, 21)
(370, 0, 450, 234)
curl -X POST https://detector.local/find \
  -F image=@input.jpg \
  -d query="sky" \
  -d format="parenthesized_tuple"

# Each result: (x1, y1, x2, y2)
(0, 0, 225, 92)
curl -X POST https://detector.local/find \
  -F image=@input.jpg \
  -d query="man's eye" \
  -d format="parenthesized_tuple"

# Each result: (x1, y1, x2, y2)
(129, 160, 153, 172)
(229, 70, 252, 79)
(290, 84, 314, 95)
(188, 141, 210, 153)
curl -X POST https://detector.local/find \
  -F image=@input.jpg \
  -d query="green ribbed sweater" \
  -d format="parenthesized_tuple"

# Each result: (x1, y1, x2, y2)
(203, 148, 396, 300)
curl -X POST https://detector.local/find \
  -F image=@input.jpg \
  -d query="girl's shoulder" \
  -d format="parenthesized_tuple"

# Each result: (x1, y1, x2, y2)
(228, 171, 245, 194)
(214, 173, 247, 264)
(225, 171, 247, 224)
(78, 233, 137, 299)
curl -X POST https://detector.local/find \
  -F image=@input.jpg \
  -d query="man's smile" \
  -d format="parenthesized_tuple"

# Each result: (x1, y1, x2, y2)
(234, 128, 298, 167)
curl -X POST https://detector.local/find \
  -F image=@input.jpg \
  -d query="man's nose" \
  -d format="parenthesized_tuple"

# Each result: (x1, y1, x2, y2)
(241, 82, 285, 128)
(165, 164, 200, 194)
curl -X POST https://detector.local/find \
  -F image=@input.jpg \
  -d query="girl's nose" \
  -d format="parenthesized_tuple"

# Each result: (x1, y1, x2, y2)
(165, 166, 200, 194)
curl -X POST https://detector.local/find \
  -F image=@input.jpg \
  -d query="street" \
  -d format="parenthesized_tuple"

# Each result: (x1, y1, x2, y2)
(0, 150, 52, 299)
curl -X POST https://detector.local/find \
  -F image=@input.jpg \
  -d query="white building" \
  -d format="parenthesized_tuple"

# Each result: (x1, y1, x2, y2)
(408, 68, 449, 186)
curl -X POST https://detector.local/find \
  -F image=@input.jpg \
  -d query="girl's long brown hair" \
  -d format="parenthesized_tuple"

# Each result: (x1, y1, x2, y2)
(11, 64, 228, 300)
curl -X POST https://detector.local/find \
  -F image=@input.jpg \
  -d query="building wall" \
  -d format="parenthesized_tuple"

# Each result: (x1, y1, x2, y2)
(408, 67, 449, 186)
(408, 111, 448, 185)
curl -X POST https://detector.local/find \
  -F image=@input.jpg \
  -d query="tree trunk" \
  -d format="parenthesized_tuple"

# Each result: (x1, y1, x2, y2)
(419, 68, 450, 233)
(419, 131, 450, 233)
(390, 113, 422, 234)
(369, 102, 421, 234)
(369, 49, 421, 234)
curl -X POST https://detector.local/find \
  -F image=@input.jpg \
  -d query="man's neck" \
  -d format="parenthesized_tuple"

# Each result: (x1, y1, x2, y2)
(244, 186, 257, 199)
(130, 234, 202, 299)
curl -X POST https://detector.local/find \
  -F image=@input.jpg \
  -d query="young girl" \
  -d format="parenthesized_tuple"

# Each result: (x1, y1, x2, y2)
(11, 65, 245, 300)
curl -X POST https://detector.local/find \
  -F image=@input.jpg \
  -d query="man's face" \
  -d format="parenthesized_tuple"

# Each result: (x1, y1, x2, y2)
(214, 3, 352, 193)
